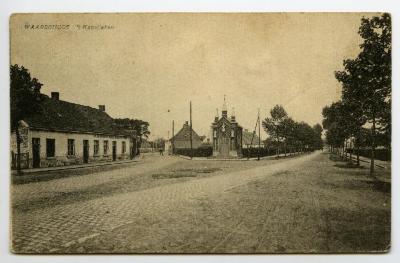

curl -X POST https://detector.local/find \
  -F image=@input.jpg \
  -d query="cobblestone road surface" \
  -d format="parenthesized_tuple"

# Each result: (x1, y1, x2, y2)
(12, 152, 319, 253)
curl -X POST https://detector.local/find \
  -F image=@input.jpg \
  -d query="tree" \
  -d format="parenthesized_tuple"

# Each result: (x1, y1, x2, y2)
(322, 101, 350, 157)
(114, 118, 150, 146)
(312, 124, 324, 150)
(295, 121, 316, 152)
(262, 105, 288, 157)
(263, 105, 320, 157)
(333, 13, 391, 176)
(10, 65, 43, 174)
(281, 117, 296, 156)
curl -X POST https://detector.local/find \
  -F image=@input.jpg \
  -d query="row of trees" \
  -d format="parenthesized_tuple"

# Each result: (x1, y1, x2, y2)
(322, 13, 391, 177)
(262, 105, 323, 157)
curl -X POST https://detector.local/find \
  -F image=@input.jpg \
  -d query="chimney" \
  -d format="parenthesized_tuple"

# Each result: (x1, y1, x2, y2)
(51, 92, 59, 100)
(98, 105, 106, 112)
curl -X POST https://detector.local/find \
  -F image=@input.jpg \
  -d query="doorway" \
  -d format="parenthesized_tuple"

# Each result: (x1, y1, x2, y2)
(32, 138, 40, 168)
(219, 137, 230, 157)
(83, 140, 89, 163)
(112, 141, 117, 161)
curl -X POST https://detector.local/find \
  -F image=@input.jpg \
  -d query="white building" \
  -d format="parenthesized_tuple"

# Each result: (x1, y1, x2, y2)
(11, 92, 137, 169)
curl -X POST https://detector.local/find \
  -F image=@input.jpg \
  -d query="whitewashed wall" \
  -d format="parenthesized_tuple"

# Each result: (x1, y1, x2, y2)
(11, 126, 131, 168)
(29, 130, 130, 157)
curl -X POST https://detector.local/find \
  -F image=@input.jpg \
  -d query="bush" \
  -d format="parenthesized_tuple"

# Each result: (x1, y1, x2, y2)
(174, 146, 213, 157)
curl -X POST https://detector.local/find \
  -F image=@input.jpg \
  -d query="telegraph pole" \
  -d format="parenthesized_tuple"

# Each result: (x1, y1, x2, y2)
(190, 101, 193, 159)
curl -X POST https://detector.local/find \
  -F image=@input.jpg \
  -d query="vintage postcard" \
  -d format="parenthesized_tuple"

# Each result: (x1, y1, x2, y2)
(9, 13, 391, 254)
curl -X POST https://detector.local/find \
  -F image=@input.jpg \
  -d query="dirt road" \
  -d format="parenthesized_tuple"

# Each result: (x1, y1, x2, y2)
(11, 151, 390, 253)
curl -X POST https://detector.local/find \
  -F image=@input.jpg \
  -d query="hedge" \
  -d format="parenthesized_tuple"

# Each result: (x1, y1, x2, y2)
(347, 148, 391, 161)
(242, 147, 314, 158)
(175, 146, 316, 158)
(174, 146, 213, 157)
(242, 147, 276, 158)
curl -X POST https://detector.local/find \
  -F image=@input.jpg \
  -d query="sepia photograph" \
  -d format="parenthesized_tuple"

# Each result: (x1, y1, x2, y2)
(9, 12, 391, 254)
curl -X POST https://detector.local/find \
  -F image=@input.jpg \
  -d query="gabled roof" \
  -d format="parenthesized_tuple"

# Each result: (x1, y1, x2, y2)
(23, 95, 128, 136)
(171, 122, 202, 142)
(242, 130, 260, 145)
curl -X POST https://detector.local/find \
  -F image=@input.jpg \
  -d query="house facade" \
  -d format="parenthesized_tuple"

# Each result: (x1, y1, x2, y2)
(211, 99, 243, 157)
(171, 121, 202, 150)
(10, 92, 137, 169)
(242, 129, 261, 148)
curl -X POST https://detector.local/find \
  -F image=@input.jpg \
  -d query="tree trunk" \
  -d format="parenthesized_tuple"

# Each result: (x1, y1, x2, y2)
(277, 142, 280, 158)
(370, 115, 376, 177)
(349, 144, 353, 163)
(284, 143, 287, 157)
(16, 127, 21, 175)
(356, 145, 360, 166)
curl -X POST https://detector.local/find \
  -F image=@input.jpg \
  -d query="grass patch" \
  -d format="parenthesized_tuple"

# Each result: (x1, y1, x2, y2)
(366, 180, 391, 194)
(329, 154, 347, 162)
(152, 167, 222, 179)
(272, 170, 291, 177)
(151, 173, 197, 179)
(334, 162, 364, 169)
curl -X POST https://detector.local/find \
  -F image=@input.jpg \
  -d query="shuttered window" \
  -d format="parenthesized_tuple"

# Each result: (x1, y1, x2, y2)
(67, 139, 75, 156)
(46, 139, 55, 158)
(94, 140, 99, 156)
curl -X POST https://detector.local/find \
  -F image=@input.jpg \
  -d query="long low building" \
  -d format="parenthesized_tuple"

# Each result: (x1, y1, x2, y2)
(10, 92, 138, 169)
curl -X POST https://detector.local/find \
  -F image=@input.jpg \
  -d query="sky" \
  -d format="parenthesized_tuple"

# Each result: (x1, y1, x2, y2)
(10, 13, 377, 140)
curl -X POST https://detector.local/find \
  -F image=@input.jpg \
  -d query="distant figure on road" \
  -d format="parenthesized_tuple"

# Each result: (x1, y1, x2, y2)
(159, 148, 164, 156)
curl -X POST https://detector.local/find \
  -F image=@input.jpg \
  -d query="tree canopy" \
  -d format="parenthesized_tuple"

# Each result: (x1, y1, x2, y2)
(323, 13, 391, 175)
(114, 118, 150, 141)
(263, 104, 323, 155)
(10, 64, 43, 129)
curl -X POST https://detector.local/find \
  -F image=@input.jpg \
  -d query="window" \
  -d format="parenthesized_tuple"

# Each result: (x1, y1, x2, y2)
(94, 140, 99, 156)
(103, 140, 109, 155)
(67, 139, 75, 156)
(46, 139, 55, 158)
(122, 141, 126, 154)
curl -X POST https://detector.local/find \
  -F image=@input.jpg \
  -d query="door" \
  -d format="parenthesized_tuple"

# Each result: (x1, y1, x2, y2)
(219, 137, 230, 157)
(83, 140, 89, 163)
(112, 141, 117, 161)
(32, 138, 40, 168)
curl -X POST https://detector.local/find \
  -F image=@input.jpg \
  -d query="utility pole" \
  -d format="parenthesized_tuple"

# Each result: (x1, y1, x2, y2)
(258, 108, 261, 161)
(190, 101, 193, 159)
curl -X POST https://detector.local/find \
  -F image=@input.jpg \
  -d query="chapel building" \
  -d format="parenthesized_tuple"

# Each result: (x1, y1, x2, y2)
(211, 99, 243, 158)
